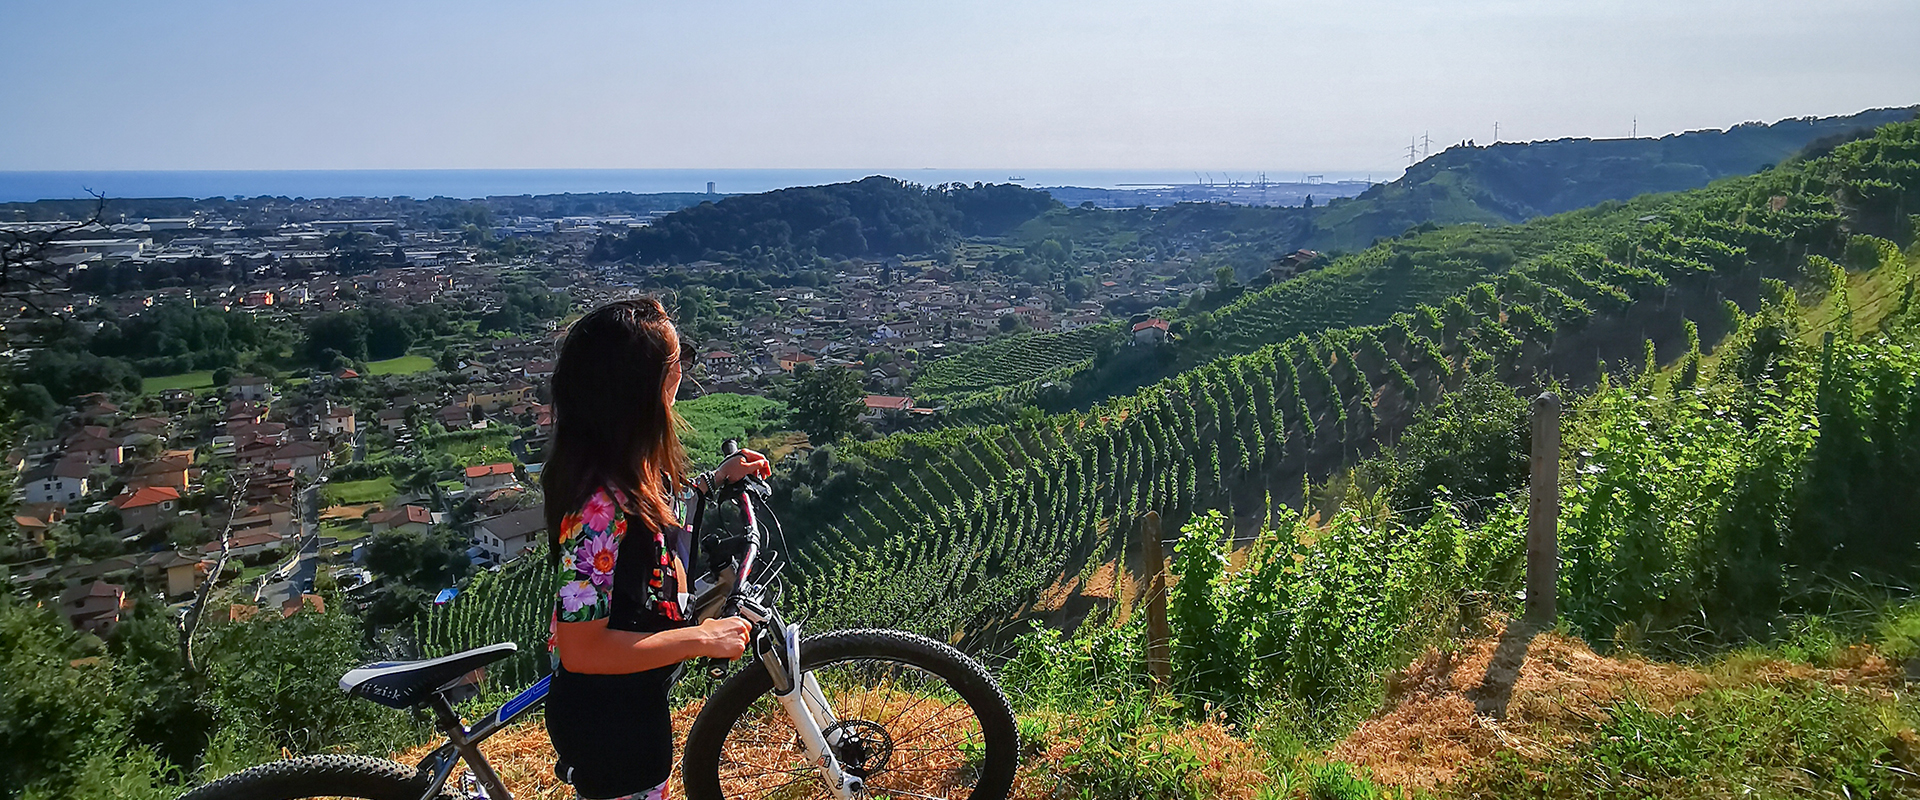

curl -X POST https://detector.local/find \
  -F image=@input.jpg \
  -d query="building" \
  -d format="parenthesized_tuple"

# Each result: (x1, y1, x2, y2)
(112, 485, 181, 531)
(228, 375, 272, 402)
(1132, 318, 1170, 345)
(463, 462, 517, 492)
(158, 552, 206, 598)
(63, 433, 125, 467)
(860, 395, 915, 422)
(320, 404, 356, 436)
(23, 458, 91, 504)
(377, 408, 409, 434)
(269, 440, 332, 476)
(59, 581, 127, 634)
(436, 405, 475, 430)
(367, 504, 434, 534)
(775, 352, 817, 372)
(473, 505, 545, 563)
(203, 530, 286, 560)
(128, 454, 191, 492)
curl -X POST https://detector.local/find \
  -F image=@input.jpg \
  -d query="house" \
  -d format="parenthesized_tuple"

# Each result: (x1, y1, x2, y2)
(436, 405, 475, 430)
(522, 360, 556, 380)
(203, 529, 286, 559)
(702, 351, 740, 370)
(59, 581, 128, 634)
(776, 352, 817, 372)
(269, 440, 331, 476)
(466, 382, 532, 413)
(157, 552, 206, 598)
(241, 472, 298, 505)
(112, 485, 181, 531)
(473, 505, 545, 563)
(377, 408, 409, 434)
(64, 433, 125, 467)
(23, 458, 91, 504)
(231, 502, 294, 532)
(224, 401, 268, 427)
(228, 375, 272, 402)
(11, 503, 63, 547)
(1132, 318, 1170, 345)
(367, 504, 434, 534)
(860, 395, 914, 422)
(463, 462, 517, 492)
(1059, 313, 1102, 332)
(128, 454, 191, 492)
(159, 388, 196, 412)
(319, 404, 356, 436)
(229, 420, 288, 449)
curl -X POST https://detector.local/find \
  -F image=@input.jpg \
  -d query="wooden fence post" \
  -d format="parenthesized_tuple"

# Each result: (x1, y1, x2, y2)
(1140, 511, 1172, 692)
(1526, 392, 1561, 629)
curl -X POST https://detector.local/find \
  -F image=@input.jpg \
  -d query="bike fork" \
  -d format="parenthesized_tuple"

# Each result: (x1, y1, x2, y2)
(768, 624, 861, 799)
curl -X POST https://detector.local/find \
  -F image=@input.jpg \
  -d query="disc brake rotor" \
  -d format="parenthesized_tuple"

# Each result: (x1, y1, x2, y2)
(823, 719, 893, 778)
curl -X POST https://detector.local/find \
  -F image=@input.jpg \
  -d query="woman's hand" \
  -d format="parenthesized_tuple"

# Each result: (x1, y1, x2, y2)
(715, 448, 773, 484)
(693, 616, 753, 659)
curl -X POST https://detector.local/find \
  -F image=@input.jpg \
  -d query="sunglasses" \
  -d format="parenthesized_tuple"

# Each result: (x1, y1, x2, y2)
(678, 340, 697, 367)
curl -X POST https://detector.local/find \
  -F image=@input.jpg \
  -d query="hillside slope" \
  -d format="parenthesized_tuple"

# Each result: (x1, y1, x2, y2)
(1305, 105, 1919, 251)
(760, 119, 1920, 641)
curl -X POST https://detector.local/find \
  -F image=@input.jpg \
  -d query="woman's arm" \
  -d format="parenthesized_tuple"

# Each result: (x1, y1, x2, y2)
(554, 615, 751, 675)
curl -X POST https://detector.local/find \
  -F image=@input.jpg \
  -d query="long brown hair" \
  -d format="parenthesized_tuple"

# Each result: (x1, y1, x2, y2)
(543, 298, 689, 558)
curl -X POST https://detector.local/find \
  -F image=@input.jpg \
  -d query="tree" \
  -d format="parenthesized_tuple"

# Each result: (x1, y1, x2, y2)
(783, 363, 864, 445)
(362, 526, 473, 597)
(304, 313, 369, 364)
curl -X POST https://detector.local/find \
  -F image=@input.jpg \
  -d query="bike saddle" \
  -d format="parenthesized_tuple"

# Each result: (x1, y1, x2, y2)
(339, 642, 517, 709)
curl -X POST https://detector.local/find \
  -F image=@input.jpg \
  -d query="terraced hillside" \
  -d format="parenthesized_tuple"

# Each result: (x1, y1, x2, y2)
(772, 120, 1920, 637)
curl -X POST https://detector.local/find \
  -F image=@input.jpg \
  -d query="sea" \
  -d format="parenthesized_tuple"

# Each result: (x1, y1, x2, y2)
(0, 168, 1378, 203)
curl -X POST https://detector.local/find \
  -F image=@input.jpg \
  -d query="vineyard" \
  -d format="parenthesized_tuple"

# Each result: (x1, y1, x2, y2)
(910, 323, 1121, 413)
(410, 548, 553, 687)
(772, 120, 1920, 639)
(418, 120, 1920, 669)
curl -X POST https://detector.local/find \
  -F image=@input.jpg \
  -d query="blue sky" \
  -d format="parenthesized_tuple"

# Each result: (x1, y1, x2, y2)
(2, 0, 1915, 172)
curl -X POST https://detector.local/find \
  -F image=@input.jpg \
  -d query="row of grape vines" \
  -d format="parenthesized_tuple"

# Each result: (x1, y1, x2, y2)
(410, 549, 552, 687)
(789, 120, 1920, 637)
(912, 323, 1119, 397)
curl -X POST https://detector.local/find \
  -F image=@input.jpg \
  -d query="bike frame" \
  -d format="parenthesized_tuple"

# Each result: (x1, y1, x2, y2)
(403, 478, 862, 800)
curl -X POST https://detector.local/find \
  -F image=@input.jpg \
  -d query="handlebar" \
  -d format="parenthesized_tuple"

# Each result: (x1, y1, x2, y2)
(697, 438, 776, 680)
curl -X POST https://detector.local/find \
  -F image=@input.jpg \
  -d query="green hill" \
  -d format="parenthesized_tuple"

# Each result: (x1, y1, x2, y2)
(1304, 105, 1919, 251)
(765, 118, 1920, 639)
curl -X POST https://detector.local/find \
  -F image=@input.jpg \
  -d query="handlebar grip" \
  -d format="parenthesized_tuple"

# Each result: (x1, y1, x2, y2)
(721, 439, 741, 457)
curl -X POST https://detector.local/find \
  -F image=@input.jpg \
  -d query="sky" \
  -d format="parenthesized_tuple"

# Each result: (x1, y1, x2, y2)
(2, 0, 1916, 173)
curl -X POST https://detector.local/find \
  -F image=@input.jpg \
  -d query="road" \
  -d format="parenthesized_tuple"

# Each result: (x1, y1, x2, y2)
(259, 482, 322, 610)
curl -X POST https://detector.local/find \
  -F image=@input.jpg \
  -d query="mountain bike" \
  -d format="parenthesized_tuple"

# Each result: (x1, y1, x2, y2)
(178, 441, 1019, 800)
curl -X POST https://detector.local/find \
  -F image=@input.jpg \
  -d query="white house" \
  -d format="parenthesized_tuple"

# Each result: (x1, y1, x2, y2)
(24, 459, 91, 504)
(228, 375, 273, 402)
(473, 505, 545, 564)
(463, 462, 517, 492)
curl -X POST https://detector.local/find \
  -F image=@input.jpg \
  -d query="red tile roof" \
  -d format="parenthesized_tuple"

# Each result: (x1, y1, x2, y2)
(464, 462, 515, 479)
(113, 485, 180, 510)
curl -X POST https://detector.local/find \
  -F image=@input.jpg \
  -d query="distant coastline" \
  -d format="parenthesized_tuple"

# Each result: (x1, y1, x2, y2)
(0, 168, 1377, 204)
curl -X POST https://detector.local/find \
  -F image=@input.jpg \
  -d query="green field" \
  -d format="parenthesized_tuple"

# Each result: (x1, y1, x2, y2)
(676, 393, 788, 468)
(367, 354, 436, 375)
(423, 429, 516, 462)
(141, 371, 215, 394)
(322, 477, 395, 506)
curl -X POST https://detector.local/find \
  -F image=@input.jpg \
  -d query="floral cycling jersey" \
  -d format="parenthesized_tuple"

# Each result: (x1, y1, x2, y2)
(553, 488, 685, 633)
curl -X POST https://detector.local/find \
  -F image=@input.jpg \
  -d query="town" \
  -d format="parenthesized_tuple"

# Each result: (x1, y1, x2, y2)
(0, 191, 1265, 636)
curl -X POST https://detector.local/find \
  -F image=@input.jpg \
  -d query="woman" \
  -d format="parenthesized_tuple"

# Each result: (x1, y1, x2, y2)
(543, 298, 771, 800)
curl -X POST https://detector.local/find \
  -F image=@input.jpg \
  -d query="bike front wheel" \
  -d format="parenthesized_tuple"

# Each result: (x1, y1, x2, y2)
(682, 629, 1019, 800)
(174, 754, 454, 800)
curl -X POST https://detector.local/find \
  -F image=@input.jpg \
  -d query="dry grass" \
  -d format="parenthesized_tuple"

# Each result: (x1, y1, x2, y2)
(1332, 628, 1707, 790)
